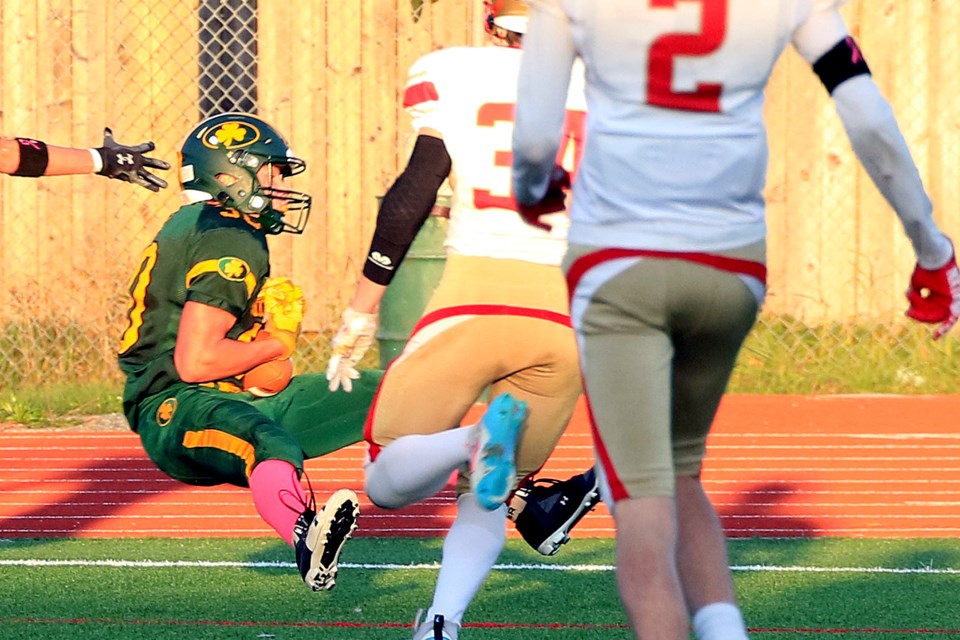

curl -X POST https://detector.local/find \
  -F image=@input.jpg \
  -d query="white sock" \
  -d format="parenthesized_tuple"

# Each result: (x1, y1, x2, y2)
(426, 494, 507, 625)
(693, 602, 750, 640)
(365, 427, 475, 509)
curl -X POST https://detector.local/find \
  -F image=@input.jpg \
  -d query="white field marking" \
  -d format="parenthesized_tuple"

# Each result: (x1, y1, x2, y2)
(0, 503, 948, 514)
(0, 558, 958, 575)
(0, 497, 448, 504)
(704, 457, 960, 461)
(0, 491, 457, 505)
(8, 530, 953, 538)
(0, 477, 371, 484)
(0, 479, 183, 484)
(0, 469, 366, 476)
(708, 501, 960, 507)
(0, 469, 377, 476)
(2, 488, 957, 498)
(704, 479, 960, 484)
(708, 433, 960, 440)
(0, 457, 150, 461)
(5, 527, 960, 535)
(1, 468, 170, 473)
(704, 488, 960, 494)
(705, 467, 960, 472)
(8, 468, 960, 482)
(0, 463, 371, 472)
(0, 489, 252, 495)
(707, 444, 960, 449)
(0, 502, 263, 507)
(4, 432, 957, 442)
(0, 506, 272, 514)
(711, 513, 960, 519)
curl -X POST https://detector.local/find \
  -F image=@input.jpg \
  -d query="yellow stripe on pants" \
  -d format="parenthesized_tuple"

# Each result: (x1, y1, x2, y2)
(183, 429, 257, 478)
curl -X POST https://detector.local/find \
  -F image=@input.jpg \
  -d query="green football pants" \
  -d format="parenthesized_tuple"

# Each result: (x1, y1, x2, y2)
(134, 370, 382, 487)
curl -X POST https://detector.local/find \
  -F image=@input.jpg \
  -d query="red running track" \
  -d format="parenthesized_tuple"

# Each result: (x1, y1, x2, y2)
(2, 394, 959, 539)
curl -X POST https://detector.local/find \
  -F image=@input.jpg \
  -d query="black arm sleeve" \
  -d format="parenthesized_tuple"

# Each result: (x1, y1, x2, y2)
(362, 134, 452, 286)
(813, 36, 871, 94)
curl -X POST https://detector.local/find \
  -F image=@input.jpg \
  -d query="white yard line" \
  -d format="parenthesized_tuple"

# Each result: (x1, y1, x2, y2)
(0, 558, 957, 574)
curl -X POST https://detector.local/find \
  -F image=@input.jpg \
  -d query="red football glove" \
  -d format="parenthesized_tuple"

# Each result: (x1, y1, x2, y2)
(905, 251, 960, 340)
(516, 165, 571, 232)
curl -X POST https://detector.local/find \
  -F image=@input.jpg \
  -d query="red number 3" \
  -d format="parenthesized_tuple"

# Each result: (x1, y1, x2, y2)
(647, 0, 728, 112)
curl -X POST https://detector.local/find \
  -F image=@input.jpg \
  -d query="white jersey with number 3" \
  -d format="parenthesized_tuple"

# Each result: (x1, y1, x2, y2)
(403, 45, 587, 266)
(514, 0, 850, 252)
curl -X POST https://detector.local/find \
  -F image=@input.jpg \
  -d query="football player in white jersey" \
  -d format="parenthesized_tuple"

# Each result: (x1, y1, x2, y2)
(512, 2, 959, 640)
(324, 2, 590, 638)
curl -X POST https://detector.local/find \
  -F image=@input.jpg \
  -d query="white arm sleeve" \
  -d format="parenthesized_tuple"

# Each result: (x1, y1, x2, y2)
(792, 3, 952, 268)
(511, 2, 577, 206)
(832, 75, 953, 268)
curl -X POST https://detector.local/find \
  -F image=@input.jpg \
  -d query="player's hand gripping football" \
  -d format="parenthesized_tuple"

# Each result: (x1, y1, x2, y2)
(326, 307, 378, 392)
(258, 277, 305, 358)
(905, 249, 960, 340)
(517, 164, 570, 232)
(94, 127, 171, 192)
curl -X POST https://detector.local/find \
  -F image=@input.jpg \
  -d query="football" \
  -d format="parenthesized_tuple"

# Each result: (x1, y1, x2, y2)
(243, 358, 294, 397)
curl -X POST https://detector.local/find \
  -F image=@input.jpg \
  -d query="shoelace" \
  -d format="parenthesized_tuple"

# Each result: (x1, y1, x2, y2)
(281, 469, 317, 518)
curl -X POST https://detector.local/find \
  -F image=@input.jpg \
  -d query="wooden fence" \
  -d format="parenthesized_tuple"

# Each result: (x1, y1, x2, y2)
(0, 0, 956, 338)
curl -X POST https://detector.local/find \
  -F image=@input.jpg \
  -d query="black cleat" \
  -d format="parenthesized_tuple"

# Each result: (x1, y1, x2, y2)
(510, 468, 600, 556)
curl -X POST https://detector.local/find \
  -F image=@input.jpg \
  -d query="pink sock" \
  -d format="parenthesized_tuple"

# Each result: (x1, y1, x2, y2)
(249, 459, 306, 546)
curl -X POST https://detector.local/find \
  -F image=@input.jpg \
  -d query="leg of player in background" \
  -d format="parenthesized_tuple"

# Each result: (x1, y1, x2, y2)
(677, 475, 749, 640)
(614, 496, 689, 640)
(366, 392, 526, 511)
(366, 394, 527, 640)
(364, 427, 476, 509)
(419, 495, 508, 638)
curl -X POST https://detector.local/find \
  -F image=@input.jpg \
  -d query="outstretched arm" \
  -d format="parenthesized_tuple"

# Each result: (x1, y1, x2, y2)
(0, 128, 170, 191)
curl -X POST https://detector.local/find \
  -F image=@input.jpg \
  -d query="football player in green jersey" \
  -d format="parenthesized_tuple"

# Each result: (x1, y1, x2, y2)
(117, 112, 380, 592)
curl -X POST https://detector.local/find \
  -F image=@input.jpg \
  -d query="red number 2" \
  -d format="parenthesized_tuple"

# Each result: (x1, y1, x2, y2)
(647, 0, 728, 112)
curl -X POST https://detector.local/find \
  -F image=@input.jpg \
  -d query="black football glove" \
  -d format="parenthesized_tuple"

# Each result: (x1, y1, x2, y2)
(94, 127, 171, 192)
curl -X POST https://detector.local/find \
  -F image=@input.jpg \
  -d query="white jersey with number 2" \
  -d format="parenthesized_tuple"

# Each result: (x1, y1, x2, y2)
(514, 0, 857, 253)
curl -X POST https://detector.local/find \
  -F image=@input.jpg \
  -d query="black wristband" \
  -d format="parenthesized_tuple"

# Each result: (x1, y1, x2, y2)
(12, 138, 49, 177)
(813, 36, 871, 94)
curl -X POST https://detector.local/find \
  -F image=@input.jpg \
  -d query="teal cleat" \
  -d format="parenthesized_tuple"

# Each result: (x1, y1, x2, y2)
(470, 392, 527, 510)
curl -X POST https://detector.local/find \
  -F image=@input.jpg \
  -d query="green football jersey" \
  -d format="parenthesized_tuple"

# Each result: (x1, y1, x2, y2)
(117, 202, 271, 425)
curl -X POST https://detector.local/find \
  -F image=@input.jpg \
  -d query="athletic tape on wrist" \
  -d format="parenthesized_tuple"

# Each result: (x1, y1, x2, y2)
(88, 147, 104, 173)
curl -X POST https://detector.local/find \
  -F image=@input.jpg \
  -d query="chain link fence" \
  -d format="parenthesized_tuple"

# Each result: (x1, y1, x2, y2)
(0, 0, 957, 401)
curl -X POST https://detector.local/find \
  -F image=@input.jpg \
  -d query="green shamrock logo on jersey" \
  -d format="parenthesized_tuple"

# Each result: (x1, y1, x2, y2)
(156, 398, 178, 427)
(217, 257, 251, 282)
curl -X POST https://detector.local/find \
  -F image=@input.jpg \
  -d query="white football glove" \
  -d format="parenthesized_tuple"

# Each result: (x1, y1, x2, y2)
(326, 307, 378, 392)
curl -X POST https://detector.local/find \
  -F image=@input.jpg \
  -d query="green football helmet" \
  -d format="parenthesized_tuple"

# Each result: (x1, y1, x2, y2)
(178, 112, 311, 234)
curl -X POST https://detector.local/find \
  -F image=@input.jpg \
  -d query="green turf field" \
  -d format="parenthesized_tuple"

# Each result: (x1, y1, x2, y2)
(0, 537, 956, 639)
